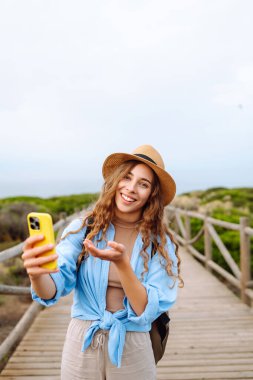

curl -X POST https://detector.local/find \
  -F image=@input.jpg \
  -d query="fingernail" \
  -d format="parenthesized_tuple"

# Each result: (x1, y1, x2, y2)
(48, 244, 54, 249)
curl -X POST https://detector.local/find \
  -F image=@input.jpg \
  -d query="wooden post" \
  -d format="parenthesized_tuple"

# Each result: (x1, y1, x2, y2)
(165, 207, 173, 227)
(184, 214, 191, 251)
(240, 217, 251, 305)
(59, 211, 67, 220)
(204, 217, 212, 272)
(173, 210, 180, 235)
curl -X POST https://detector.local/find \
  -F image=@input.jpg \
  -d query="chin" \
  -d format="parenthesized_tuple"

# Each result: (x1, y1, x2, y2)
(116, 205, 135, 213)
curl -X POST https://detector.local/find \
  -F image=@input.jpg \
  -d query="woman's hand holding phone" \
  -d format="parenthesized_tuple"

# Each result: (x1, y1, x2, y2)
(22, 234, 59, 279)
(22, 212, 59, 300)
(22, 212, 59, 278)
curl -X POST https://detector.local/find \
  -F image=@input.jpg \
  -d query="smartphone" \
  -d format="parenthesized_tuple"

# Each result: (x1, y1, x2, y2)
(27, 212, 58, 270)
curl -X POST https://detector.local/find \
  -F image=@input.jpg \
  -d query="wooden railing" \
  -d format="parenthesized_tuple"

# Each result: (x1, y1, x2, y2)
(166, 205, 253, 308)
(0, 210, 83, 362)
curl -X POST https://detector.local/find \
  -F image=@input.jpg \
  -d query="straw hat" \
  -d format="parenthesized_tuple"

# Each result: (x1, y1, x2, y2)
(102, 145, 176, 205)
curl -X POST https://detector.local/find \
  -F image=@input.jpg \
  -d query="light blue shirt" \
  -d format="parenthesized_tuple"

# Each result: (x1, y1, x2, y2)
(31, 218, 178, 368)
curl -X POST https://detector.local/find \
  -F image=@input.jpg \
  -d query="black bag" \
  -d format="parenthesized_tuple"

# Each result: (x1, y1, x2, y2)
(149, 296, 170, 363)
(77, 223, 170, 364)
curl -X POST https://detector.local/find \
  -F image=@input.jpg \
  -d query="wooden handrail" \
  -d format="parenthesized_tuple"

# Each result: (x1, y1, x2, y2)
(0, 284, 30, 295)
(207, 223, 241, 279)
(245, 226, 253, 236)
(166, 205, 252, 307)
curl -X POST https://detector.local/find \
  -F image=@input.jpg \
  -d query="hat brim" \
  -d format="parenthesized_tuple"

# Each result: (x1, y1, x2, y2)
(102, 152, 176, 206)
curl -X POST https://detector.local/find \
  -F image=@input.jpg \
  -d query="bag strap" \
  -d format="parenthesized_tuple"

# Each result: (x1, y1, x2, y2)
(84, 223, 92, 240)
(76, 217, 93, 272)
(151, 242, 155, 259)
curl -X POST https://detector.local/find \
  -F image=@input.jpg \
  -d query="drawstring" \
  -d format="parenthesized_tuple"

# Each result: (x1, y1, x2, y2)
(91, 331, 107, 373)
(91, 331, 106, 349)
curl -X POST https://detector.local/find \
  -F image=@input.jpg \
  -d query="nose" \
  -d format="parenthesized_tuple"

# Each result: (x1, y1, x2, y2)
(126, 180, 137, 193)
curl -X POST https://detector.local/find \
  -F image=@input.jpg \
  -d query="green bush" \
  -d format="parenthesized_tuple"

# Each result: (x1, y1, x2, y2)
(0, 193, 99, 244)
(185, 211, 253, 278)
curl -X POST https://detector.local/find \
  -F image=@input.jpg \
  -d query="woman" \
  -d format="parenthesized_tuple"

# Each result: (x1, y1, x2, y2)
(22, 145, 183, 380)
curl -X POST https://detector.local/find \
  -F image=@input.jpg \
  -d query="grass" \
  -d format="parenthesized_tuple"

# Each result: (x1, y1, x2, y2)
(0, 193, 99, 242)
(0, 193, 99, 217)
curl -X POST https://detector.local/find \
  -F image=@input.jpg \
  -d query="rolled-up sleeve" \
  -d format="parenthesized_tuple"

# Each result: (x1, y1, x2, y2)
(125, 236, 178, 325)
(31, 218, 85, 307)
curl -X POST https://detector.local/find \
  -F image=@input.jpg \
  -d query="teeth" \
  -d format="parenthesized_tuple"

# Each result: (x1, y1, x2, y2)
(122, 194, 135, 202)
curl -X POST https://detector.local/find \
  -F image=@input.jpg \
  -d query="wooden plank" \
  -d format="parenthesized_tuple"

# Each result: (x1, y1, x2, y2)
(157, 364, 253, 373)
(156, 372, 253, 380)
(1, 370, 60, 376)
(0, 377, 60, 380)
(3, 363, 60, 370)
(159, 358, 253, 365)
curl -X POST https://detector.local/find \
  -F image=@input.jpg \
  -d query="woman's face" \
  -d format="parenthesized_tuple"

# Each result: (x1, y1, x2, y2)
(115, 163, 154, 221)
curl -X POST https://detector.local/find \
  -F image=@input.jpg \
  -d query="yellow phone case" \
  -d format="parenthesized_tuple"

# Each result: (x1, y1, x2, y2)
(27, 212, 57, 270)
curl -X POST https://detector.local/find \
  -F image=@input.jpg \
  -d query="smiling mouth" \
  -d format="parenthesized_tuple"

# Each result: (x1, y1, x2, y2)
(121, 193, 136, 202)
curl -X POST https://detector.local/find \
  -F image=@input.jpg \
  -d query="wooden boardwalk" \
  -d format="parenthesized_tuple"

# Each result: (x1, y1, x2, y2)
(1, 247, 253, 380)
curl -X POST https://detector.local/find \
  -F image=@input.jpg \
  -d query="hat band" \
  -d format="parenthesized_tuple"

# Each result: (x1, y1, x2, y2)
(134, 154, 157, 165)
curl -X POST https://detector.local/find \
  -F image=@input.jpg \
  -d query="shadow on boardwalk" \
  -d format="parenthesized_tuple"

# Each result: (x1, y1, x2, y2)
(1, 247, 253, 380)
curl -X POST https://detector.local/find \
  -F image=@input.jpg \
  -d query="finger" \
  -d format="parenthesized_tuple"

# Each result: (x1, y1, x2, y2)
(23, 235, 45, 250)
(83, 240, 99, 256)
(84, 239, 124, 253)
(84, 238, 93, 246)
(89, 249, 119, 260)
(84, 240, 124, 261)
(85, 243, 122, 261)
(84, 240, 109, 257)
(100, 251, 122, 261)
(22, 244, 55, 260)
(24, 254, 58, 269)
(27, 267, 60, 277)
(83, 239, 96, 251)
(84, 241, 111, 256)
(107, 241, 125, 253)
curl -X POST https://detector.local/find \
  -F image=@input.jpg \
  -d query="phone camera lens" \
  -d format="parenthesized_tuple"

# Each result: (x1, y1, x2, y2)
(29, 217, 40, 230)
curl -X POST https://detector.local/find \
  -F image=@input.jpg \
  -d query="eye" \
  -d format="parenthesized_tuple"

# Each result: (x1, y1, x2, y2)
(139, 182, 149, 189)
(123, 174, 131, 180)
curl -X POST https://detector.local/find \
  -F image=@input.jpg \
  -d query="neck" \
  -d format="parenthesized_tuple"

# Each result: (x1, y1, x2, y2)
(114, 209, 142, 224)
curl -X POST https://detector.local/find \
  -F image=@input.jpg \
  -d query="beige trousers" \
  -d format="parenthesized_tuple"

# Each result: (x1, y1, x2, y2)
(61, 318, 156, 380)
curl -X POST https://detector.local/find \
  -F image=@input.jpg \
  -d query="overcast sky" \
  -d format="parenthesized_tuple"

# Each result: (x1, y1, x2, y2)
(0, 0, 252, 199)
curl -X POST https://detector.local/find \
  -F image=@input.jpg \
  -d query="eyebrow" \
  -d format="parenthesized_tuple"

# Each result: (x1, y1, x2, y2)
(128, 171, 152, 185)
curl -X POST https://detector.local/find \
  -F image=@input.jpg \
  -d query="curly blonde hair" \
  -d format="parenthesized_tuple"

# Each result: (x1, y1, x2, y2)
(62, 160, 184, 288)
